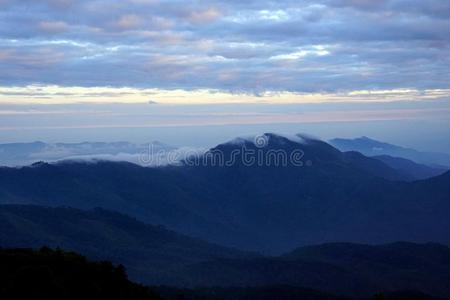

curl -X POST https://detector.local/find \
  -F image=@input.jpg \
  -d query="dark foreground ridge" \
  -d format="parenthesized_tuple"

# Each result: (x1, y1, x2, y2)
(0, 247, 162, 300)
(0, 204, 252, 285)
(1, 247, 448, 300)
(2, 205, 450, 298)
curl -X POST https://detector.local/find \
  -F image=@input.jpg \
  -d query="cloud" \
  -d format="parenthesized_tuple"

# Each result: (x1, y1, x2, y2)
(38, 21, 69, 33)
(185, 7, 222, 24)
(1, 85, 450, 105)
(0, 137, 204, 167)
(326, 0, 389, 10)
(116, 14, 144, 30)
(0, 0, 449, 99)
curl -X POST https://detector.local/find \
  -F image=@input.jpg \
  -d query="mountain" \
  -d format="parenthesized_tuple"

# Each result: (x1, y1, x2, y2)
(0, 247, 162, 300)
(372, 155, 446, 180)
(2, 206, 450, 298)
(0, 205, 251, 285)
(205, 134, 405, 181)
(159, 287, 447, 300)
(163, 242, 450, 298)
(0, 141, 177, 166)
(4, 247, 443, 300)
(157, 286, 351, 300)
(284, 242, 450, 296)
(329, 136, 450, 168)
(1, 133, 450, 253)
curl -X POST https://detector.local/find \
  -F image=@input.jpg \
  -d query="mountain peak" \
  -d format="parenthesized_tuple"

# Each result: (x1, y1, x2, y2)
(218, 133, 319, 150)
(358, 136, 375, 141)
(330, 137, 450, 167)
(30, 161, 49, 167)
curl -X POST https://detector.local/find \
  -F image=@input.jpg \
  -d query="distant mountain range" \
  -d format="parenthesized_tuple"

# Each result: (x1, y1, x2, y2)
(159, 287, 446, 300)
(2, 205, 450, 298)
(1, 133, 450, 253)
(330, 136, 450, 168)
(0, 141, 177, 166)
(2, 136, 449, 174)
(0, 205, 249, 285)
(371, 154, 446, 181)
(172, 242, 450, 298)
(2, 133, 450, 299)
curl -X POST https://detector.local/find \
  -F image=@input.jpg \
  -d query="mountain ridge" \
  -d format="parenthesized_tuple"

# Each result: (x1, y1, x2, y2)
(2, 204, 450, 298)
(330, 136, 450, 168)
(1, 133, 450, 253)
(0, 204, 253, 285)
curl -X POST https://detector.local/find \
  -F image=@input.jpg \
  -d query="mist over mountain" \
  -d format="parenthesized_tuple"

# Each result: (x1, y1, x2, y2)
(0, 141, 178, 166)
(1, 133, 450, 254)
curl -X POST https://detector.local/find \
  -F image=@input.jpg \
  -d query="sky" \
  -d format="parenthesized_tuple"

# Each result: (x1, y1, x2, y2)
(0, 0, 450, 152)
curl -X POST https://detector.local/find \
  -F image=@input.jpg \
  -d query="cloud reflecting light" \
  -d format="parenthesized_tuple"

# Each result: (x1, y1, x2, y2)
(0, 0, 449, 104)
(1, 85, 450, 105)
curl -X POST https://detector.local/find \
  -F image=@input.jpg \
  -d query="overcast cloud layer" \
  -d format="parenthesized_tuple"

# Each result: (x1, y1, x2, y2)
(0, 0, 449, 100)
